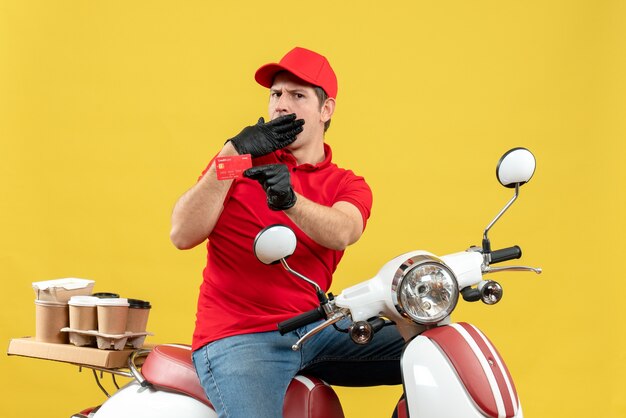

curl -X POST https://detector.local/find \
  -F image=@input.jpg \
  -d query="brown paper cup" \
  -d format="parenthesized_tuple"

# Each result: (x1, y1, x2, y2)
(96, 298, 129, 335)
(35, 300, 69, 343)
(68, 296, 99, 331)
(126, 309, 150, 332)
(126, 299, 151, 333)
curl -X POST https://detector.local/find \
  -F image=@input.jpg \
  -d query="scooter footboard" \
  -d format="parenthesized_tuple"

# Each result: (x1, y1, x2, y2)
(401, 322, 522, 418)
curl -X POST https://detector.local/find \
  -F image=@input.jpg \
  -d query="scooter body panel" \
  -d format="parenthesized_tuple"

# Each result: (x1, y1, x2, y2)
(92, 381, 217, 418)
(401, 323, 522, 418)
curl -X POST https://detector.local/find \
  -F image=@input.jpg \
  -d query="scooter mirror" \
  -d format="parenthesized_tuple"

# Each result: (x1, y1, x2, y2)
(253, 224, 297, 265)
(496, 147, 536, 188)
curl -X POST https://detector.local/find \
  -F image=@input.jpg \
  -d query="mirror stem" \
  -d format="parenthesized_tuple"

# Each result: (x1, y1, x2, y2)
(483, 183, 520, 255)
(280, 259, 329, 305)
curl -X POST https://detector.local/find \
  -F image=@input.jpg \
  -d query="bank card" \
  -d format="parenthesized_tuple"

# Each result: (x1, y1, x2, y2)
(215, 154, 252, 180)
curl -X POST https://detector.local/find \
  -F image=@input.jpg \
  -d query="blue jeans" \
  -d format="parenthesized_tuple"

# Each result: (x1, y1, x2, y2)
(192, 319, 405, 418)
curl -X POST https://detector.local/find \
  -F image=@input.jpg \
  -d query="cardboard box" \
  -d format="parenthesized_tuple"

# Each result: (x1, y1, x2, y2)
(7, 337, 139, 369)
(32, 278, 95, 303)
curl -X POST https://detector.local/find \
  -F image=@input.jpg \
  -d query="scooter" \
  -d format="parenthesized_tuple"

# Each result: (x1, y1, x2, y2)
(75, 147, 540, 418)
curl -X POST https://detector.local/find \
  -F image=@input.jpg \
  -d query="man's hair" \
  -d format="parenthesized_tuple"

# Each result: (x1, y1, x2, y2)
(313, 86, 331, 132)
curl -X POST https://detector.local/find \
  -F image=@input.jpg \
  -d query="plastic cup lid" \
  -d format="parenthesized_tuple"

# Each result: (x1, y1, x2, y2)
(128, 298, 151, 309)
(68, 295, 100, 307)
(92, 292, 120, 299)
(96, 297, 129, 307)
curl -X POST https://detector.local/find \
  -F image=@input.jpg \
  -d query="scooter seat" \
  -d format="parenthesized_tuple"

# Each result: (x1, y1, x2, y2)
(141, 344, 344, 418)
(141, 344, 211, 407)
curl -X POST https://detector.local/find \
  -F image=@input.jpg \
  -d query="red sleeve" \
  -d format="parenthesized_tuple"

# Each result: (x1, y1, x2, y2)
(335, 172, 373, 231)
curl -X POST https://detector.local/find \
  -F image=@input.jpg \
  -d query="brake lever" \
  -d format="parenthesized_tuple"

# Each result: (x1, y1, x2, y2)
(484, 265, 542, 274)
(291, 310, 348, 351)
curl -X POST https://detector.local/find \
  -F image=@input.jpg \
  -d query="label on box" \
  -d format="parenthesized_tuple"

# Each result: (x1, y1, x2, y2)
(215, 155, 252, 180)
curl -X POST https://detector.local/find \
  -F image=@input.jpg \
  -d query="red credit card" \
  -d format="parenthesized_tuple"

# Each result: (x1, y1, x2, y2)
(215, 154, 252, 180)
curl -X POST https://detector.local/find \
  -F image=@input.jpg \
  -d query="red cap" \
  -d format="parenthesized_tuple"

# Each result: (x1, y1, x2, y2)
(255, 47, 338, 99)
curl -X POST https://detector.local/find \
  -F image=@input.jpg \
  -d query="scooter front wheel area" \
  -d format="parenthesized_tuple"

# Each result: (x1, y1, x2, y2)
(92, 380, 217, 418)
(401, 322, 522, 418)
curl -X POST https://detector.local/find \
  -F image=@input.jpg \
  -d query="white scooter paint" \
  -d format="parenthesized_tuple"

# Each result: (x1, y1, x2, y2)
(32, 148, 539, 418)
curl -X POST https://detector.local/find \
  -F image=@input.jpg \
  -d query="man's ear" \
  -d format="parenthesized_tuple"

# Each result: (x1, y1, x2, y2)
(320, 98, 335, 123)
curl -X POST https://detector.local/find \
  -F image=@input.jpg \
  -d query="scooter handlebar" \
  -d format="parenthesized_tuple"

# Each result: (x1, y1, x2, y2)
(490, 245, 522, 264)
(277, 306, 326, 335)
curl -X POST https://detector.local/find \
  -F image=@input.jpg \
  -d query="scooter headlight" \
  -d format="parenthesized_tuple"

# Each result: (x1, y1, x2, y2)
(392, 255, 459, 325)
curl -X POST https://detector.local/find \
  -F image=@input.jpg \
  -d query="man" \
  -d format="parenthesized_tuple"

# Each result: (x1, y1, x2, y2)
(170, 47, 404, 417)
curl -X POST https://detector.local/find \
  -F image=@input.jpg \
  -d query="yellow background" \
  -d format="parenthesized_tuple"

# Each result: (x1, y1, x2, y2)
(1, 1, 625, 417)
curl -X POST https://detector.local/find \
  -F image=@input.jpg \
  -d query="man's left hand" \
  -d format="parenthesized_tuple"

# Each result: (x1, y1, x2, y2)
(244, 164, 296, 211)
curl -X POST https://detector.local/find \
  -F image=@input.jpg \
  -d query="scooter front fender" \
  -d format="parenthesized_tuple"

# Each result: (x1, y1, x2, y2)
(93, 381, 217, 418)
(401, 322, 522, 418)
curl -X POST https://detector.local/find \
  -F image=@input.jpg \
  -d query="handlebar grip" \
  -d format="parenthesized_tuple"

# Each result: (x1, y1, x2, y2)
(277, 307, 325, 335)
(490, 245, 522, 264)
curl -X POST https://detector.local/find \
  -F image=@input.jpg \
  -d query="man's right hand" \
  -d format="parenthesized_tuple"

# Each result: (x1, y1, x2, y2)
(227, 114, 304, 158)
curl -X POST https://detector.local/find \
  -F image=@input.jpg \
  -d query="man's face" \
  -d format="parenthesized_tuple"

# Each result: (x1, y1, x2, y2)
(269, 72, 330, 147)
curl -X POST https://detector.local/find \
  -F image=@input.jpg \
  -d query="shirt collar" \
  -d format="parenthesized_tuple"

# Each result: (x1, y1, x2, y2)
(276, 143, 333, 172)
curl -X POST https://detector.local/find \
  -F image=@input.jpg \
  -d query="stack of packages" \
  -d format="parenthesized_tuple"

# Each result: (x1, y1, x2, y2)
(32, 278, 151, 350)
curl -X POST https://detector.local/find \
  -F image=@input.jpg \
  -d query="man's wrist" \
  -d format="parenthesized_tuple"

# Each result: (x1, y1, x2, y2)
(221, 141, 240, 156)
